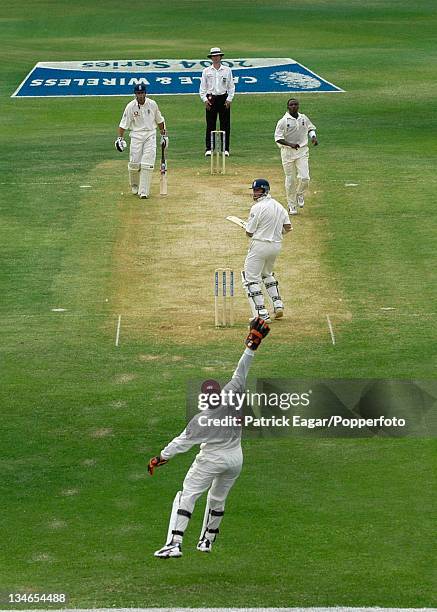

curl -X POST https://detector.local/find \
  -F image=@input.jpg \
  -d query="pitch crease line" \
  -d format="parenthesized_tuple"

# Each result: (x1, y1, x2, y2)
(326, 314, 336, 346)
(115, 315, 121, 347)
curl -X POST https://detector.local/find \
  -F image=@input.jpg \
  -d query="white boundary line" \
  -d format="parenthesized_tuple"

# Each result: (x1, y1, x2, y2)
(115, 315, 121, 347)
(326, 314, 336, 346)
(0, 606, 437, 612)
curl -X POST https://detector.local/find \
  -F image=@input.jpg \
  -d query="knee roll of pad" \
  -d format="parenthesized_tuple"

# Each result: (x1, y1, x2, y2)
(262, 274, 281, 303)
(241, 271, 261, 295)
(241, 271, 265, 316)
(245, 283, 263, 300)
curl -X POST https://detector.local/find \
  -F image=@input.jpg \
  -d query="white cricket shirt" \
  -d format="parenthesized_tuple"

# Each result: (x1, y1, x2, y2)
(119, 98, 164, 136)
(199, 64, 235, 101)
(245, 195, 290, 242)
(274, 112, 316, 148)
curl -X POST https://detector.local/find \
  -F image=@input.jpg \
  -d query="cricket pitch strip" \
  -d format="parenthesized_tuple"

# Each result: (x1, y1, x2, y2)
(105, 164, 350, 345)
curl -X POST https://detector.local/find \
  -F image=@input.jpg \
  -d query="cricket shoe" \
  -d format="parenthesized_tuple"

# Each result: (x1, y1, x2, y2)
(138, 193, 149, 199)
(258, 309, 272, 324)
(288, 204, 298, 215)
(154, 543, 182, 558)
(273, 299, 284, 320)
(196, 538, 213, 553)
(205, 150, 212, 157)
(131, 186, 139, 195)
(224, 151, 230, 157)
(297, 194, 305, 208)
(274, 307, 284, 320)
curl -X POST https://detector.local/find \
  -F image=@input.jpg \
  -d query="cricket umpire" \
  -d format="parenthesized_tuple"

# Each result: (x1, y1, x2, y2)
(199, 47, 235, 156)
(242, 179, 292, 322)
(148, 318, 270, 558)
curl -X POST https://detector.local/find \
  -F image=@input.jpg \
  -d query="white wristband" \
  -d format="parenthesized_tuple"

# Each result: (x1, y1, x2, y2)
(309, 130, 316, 139)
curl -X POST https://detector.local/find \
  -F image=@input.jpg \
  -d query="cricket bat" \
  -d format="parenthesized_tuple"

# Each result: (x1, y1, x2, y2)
(226, 215, 247, 230)
(160, 142, 167, 196)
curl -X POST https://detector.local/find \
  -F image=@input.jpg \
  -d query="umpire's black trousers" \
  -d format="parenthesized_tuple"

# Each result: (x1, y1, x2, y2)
(205, 93, 230, 152)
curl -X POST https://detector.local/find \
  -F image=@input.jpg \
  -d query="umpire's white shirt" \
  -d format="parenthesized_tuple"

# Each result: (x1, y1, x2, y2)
(199, 64, 235, 102)
(275, 112, 316, 159)
(119, 98, 164, 137)
(246, 195, 290, 242)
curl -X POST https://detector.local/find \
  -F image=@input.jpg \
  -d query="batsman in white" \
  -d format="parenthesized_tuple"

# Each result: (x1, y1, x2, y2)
(115, 84, 168, 199)
(242, 179, 292, 323)
(274, 98, 318, 215)
(148, 317, 270, 558)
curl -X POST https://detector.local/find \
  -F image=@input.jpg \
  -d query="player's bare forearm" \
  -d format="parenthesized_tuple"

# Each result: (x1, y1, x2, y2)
(118, 127, 125, 138)
(276, 138, 300, 150)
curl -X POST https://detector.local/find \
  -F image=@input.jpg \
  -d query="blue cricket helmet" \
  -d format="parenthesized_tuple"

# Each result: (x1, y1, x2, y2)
(251, 178, 270, 194)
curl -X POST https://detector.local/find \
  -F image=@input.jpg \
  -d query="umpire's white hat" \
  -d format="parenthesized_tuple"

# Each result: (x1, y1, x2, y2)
(207, 47, 224, 58)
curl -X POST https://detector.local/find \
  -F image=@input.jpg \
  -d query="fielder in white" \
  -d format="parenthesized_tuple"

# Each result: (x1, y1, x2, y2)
(274, 98, 318, 215)
(148, 317, 270, 558)
(115, 84, 168, 199)
(242, 179, 292, 323)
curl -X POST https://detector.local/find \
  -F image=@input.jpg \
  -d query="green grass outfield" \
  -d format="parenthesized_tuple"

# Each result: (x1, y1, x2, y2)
(1, 0, 437, 608)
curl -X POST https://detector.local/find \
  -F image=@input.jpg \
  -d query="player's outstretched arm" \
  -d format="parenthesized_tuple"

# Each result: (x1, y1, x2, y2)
(149, 318, 271, 473)
(223, 317, 270, 395)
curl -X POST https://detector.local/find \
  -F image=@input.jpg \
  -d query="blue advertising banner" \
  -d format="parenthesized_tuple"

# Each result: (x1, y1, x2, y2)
(12, 58, 343, 97)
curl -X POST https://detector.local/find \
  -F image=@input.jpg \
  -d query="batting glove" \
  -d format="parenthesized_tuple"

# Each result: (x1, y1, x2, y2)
(160, 134, 169, 149)
(245, 317, 270, 351)
(147, 455, 168, 476)
(115, 137, 127, 152)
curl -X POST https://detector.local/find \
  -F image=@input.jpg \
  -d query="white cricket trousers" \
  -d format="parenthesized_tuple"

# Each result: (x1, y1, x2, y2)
(179, 449, 243, 511)
(129, 132, 157, 166)
(281, 146, 310, 205)
(244, 240, 282, 284)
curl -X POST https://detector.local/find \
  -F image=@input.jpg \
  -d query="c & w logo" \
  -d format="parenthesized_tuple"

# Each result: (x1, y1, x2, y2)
(269, 71, 321, 90)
